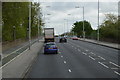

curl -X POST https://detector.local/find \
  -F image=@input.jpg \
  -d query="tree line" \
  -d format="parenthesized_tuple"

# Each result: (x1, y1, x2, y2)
(71, 14, 119, 43)
(2, 2, 43, 42)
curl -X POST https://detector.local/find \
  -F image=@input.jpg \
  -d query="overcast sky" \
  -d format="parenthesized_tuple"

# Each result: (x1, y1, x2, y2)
(37, 1, 118, 35)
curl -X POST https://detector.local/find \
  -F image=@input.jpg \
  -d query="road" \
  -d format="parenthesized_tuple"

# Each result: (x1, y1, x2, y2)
(27, 38, 119, 78)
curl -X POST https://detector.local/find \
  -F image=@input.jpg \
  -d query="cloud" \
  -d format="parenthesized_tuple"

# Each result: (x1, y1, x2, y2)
(40, 2, 118, 35)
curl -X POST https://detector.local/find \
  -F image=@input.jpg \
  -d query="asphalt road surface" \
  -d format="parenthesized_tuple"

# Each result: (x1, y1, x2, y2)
(27, 38, 119, 78)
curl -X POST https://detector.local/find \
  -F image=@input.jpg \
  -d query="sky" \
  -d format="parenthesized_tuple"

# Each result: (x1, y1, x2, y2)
(37, 0, 118, 35)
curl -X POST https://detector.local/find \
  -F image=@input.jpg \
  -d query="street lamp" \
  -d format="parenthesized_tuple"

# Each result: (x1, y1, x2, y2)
(67, 14, 71, 33)
(28, 2, 31, 50)
(97, 0, 100, 42)
(64, 19, 68, 36)
(75, 6, 85, 40)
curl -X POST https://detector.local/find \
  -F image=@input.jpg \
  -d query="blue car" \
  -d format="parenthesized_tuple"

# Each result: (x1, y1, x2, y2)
(44, 42, 58, 54)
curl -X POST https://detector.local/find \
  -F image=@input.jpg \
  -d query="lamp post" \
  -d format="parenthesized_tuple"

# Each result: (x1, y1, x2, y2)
(75, 6, 85, 40)
(64, 19, 68, 36)
(28, 2, 31, 50)
(67, 14, 71, 33)
(97, 0, 100, 42)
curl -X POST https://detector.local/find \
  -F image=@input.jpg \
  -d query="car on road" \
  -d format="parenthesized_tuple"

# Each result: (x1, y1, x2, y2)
(44, 42, 58, 54)
(71, 36, 80, 40)
(59, 37, 67, 43)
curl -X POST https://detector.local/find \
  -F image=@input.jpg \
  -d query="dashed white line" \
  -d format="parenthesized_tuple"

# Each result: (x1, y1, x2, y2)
(109, 62, 120, 68)
(114, 71, 120, 76)
(90, 52, 96, 55)
(82, 52, 87, 55)
(89, 56, 95, 60)
(61, 56, 63, 58)
(111, 68, 118, 70)
(98, 56, 106, 60)
(59, 52, 61, 53)
(68, 69, 72, 72)
(98, 62, 109, 68)
(64, 61, 66, 64)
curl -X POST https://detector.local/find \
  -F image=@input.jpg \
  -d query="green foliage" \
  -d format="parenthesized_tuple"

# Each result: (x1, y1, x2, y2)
(2, 2, 43, 42)
(72, 20, 93, 37)
(99, 14, 119, 41)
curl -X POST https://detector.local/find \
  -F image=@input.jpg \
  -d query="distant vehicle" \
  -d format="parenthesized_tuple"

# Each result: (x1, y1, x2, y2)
(44, 28, 54, 43)
(54, 35, 59, 37)
(44, 42, 58, 54)
(71, 36, 80, 40)
(59, 37, 67, 43)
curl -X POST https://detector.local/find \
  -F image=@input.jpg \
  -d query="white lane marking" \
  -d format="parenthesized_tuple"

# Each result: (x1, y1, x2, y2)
(114, 71, 120, 76)
(109, 62, 120, 68)
(59, 52, 61, 53)
(98, 56, 106, 60)
(82, 52, 87, 55)
(1, 48, 29, 68)
(61, 56, 63, 58)
(98, 62, 109, 68)
(64, 61, 66, 64)
(90, 52, 96, 55)
(68, 69, 72, 72)
(3, 45, 27, 58)
(89, 56, 95, 60)
(111, 68, 118, 69)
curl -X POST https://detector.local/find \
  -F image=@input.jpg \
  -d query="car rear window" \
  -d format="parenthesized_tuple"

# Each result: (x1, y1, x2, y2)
(46, 44, 56, 48)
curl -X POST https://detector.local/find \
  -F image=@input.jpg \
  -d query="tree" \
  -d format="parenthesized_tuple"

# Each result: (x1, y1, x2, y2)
(99, 13, 119, 42)
(2, 2, 43, 42)
(71, 20, 93, 37)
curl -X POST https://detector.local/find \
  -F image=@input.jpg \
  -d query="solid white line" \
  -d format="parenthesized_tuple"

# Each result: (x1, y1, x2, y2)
(3, 45, 27, 58)
(109, 62, 120, 68)
(68, 69, 72, 72)
(114, 71, 120, 76)
(98, 56, 106, 60)
(89, 56, 95, 60)
(82, 52, 87, 55)
(1, 48, 29, 68)
(64, 61, 66, 64)
(98, 62, 109, 68)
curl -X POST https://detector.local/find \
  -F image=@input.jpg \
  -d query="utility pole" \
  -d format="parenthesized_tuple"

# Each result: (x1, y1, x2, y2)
(83, 7, 85, 40)
(38, 7, 40, 42)
(38, 17, 40, 42)
(29, 2, 31, 50)
(75, 6, 85, 40)
(97, 0, 100, 42)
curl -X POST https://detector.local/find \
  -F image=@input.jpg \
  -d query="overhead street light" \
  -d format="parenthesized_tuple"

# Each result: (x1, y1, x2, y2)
(28, 2, 31, 50)
(75, 6, 85, 40)
(97, 0, 100, 42)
